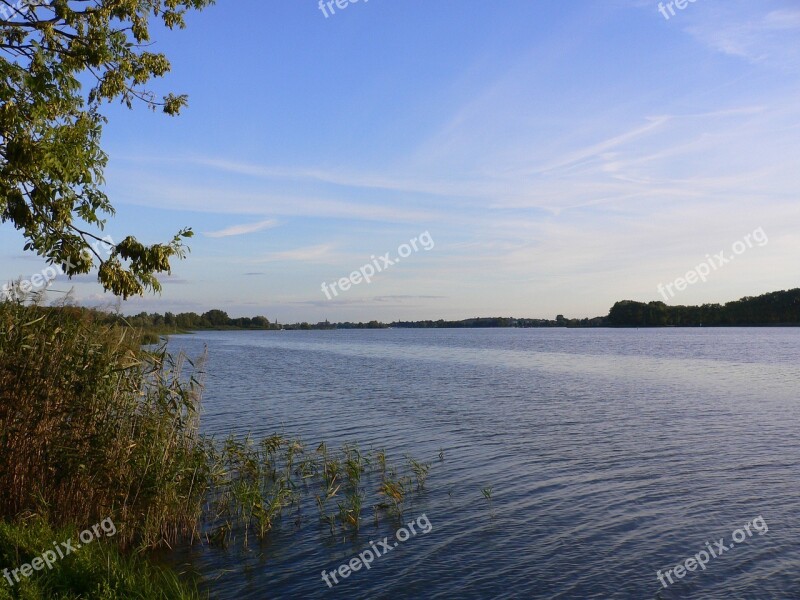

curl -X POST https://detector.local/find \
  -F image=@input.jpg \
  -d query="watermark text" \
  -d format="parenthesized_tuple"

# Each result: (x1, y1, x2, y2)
(2, 517, 117, 587)
(321, 232, 434, 300)
(657, 227, 767, 302)
(656, 516, 768, 589)
(321, 514, 432, 588)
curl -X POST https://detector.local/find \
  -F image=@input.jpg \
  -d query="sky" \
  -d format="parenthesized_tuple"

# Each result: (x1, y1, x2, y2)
(2, 0, 800, 322)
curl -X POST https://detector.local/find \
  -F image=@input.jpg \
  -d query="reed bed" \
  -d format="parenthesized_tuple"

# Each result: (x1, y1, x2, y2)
(0, 296, 209, 550)
(0, 294, 435, 593)
(204, 435, 430, 548)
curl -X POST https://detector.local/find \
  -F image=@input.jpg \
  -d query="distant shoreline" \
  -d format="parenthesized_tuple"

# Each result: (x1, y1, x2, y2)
(126, 288, 800, 336)
(167, 322, 800, 333)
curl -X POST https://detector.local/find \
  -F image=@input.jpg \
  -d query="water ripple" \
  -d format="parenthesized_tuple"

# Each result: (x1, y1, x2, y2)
(163, 329, 800, 599)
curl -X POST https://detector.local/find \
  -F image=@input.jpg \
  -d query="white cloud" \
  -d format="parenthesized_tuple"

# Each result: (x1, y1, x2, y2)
(204, 219, 278, 238)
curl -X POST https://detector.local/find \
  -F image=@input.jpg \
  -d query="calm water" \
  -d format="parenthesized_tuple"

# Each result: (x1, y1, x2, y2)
(165, 328, 800, 599)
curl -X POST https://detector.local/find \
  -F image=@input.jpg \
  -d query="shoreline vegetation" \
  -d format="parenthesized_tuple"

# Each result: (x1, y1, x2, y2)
(110, 288, 800, 337)
(0, 296, 434, 598)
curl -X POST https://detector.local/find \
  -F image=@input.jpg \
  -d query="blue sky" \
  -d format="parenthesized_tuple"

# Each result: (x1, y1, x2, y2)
(3, 0, 800, 321)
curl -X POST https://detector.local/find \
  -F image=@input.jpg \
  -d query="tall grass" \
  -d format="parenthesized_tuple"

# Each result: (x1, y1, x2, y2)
(0, 296, 209, 549)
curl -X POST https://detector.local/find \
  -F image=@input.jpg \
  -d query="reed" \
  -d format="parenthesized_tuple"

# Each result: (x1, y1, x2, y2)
(406, 455, 431, 491)
(0, 298, 209, 550)
(202, 435, 433, 543)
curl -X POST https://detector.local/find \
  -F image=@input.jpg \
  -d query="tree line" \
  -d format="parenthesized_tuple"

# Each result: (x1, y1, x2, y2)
(62, 287, 797, 332)
(607, 288, 800, 327)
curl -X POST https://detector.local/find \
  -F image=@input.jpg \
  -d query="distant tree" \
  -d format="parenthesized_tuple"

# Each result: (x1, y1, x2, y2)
(607, 301, 646, 327)
(231, 317, 252, 328)
(202, 310, 229, 327)
(175, 312, 200, 329)
(0, 0, 214, 298)
(251, 316, 270, 328)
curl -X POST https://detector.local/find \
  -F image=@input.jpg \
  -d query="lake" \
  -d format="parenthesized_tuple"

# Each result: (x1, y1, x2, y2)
(165, 328, 800, 599)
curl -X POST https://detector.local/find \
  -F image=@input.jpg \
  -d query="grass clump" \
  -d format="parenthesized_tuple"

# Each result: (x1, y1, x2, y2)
(0, 516, 199, 599)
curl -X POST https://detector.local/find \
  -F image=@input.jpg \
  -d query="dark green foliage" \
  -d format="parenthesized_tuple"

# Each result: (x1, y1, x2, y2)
(0, 518, 200, 599)
(121, 310, 273, 331)
(201, 310, 230, 327)
(607, 289, 800, 327)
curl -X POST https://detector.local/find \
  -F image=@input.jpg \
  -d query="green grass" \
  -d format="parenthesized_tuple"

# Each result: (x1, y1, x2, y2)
(0, 517, 200, 599)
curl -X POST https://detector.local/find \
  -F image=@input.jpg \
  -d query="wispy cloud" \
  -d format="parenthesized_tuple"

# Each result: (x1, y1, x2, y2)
(256, 244, 337, 263)
(686, 4, 800, 68)
(373, 295, 447, 302)
(291, 295, 446, 309)
(204, 219, 278, 238)
(192, 157, 489, 199)
(533, 116, 671, 175)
